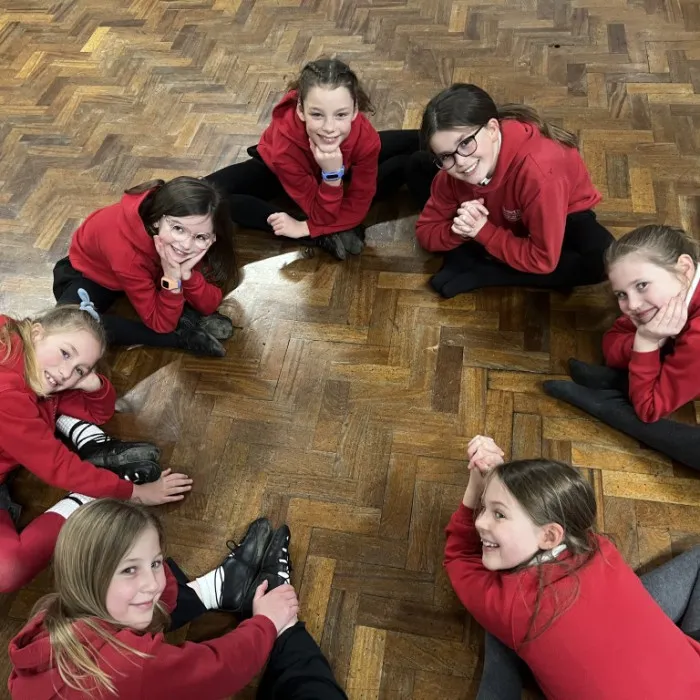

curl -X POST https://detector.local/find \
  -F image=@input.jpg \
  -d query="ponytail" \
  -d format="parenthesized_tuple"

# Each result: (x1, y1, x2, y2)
(496, 103, 578, 148)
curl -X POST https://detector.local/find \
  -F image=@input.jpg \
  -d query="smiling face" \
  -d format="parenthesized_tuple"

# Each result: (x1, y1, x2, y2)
(155, 214, 215, 265)
(297, 85, 358, 152)
(429, 119, 501, 184)
(475, 475, 554, 570)
(608, 252, 694, 324)
(31, 327, 102, 394)
(105, 526, 166, 630)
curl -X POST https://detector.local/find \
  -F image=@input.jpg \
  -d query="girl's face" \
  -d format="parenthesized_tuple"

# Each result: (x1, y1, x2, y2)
(106, 526, 166, 630)
(608, 253, 695, 324)
(429, 119, 501, 185)
(154, 214, 215, 265)
(32, 327, 102, 394)
(297, 86, 358, 152)
(475, 475, 554, 571)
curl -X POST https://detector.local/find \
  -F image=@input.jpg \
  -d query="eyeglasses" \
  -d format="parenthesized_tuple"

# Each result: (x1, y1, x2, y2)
(432, 125, 484, 171)
(162, 216, 216, 250)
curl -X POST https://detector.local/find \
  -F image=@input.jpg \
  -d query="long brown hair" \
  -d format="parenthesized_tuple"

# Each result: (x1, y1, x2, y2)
(287, 58, 375, 114)
(126, 176, 238, 292)
(488, 458, 599, 648)
(0, 306, 106, 397)
(32, 499, 170, 696)
(421, 83, 578, 150)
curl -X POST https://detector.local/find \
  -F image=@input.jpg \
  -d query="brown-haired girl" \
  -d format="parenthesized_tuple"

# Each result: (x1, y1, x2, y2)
(206, 58, 419, 260)
(445, 436, 700, 700)
(411, 83, 614, 298)
(53, 176, 238, 357)
(0, 306, 191, 593)
(544, 224, 700, 469)
(9, 500, 348, 700)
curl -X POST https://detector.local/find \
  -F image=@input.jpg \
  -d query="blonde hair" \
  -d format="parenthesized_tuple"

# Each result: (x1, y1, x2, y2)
(605, 224, 699, 276)
(0, 306, 106, 396)
(31, 500, 169, 697)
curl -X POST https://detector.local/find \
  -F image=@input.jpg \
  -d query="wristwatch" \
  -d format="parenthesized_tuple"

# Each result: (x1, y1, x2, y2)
(161, 276, 182, 292)
(321, 166, 345, 182)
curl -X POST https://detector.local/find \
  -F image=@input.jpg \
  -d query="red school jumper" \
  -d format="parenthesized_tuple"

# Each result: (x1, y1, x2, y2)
(445, 504, 700, 700)
(8, 561, 278, 700)
(256, 90, 382, 237)
(602, 273, 700, 423)
(68, 190, 222, 334)
(416, 120, 601, 273)
(0, 317, 133, 592)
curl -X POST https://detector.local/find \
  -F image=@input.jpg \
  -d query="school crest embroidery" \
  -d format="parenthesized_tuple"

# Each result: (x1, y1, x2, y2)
(502, 207, 521, 222)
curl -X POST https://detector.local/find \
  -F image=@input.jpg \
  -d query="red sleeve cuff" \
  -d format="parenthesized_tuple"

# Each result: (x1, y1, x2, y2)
(474, 221, 497, 245)
(89, 375, 115, 402)
(630, 349, 662, 367)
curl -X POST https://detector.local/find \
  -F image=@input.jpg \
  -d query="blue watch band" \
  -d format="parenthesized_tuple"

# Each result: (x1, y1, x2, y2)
(321, 166, 345, 182)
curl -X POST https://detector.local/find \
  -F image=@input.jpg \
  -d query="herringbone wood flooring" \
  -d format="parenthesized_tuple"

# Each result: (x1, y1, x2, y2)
(2, 0, 700, 697)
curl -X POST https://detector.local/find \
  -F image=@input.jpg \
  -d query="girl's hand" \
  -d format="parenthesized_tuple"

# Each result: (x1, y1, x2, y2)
(153, 235, 182, 280)
(252, 581, 300, 634)
(267, 212, 310, 239)
(178, 246, 209, 281)
(452, 199, 489, 239)
(467, 435, 505, 474)
(635, 294, 688, 349)
(131, 468, 193, 505)
(73, 372, 103, 393)
(309, 140, 344, 173)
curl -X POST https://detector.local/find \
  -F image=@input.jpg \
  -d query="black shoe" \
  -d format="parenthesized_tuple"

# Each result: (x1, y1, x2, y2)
(315, 233, 347, 261)
(568, 358, 628, 391)
(98, 460, 161, 484)
(199, 312, 234, 341)
(240, 525, 292, 618)
(338, 228, 365, 255)
(78, 438, 161, 468)
(175, 326, 226, 357)
(218, 518, 274, 613)
(0, 483, 22, 525)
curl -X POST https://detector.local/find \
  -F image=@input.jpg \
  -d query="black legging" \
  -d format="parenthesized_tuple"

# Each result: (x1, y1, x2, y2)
(53, 257, 185, 349)
(167, 560, 348, 700)
(543, 360, 700, 470)
(205, 130, 420, 235)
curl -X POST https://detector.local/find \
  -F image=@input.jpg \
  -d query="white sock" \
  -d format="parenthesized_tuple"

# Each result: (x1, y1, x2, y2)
(55, 416, 107, 450)
(188, 567, 223, 610)
(45, 493, 95, 519)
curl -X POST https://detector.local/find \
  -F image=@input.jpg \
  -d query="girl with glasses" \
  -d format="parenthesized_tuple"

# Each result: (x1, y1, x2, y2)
(410, 84, 614, 299)
(53, 177, 238, 357)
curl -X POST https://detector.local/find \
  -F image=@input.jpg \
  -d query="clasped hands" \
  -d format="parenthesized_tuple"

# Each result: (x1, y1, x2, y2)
(452, 198, 489, 239)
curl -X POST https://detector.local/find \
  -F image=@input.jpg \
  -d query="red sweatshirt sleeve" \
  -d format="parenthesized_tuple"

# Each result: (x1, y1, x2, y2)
(444, 504, 521, 647)
(137, 616, 277, 699)
(624, 316, 700, 422)
(602, 315, 637, 369)
(54, 374, 116, 424)
(0, 388, 133, 499)
(415, 173, 466, 252)
(112, 260, 185, 334)
(474, 178, 568, 273)
(181, 270, 222, 315)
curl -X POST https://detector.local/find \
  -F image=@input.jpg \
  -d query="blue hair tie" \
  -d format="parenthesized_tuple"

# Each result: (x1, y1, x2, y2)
(77, 288, 100, 322)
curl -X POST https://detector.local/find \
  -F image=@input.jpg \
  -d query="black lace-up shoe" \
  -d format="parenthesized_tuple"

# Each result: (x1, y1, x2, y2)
(218, 518, 274, 613)
(174, 326, 226, 357)
(97, 460, 161, 484)
(338, 228, 365, 255)
(315, 233, 347, 260)
(78, 438, 161, 469)
(179, 306, 234, 341)
(240, 524, 292, 618)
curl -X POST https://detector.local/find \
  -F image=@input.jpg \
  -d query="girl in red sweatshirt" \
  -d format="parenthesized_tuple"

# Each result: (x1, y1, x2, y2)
(53, 176, 238, 357)
(206, 58, 419, 261)
(445, 435, 700, 700)
(8, 500, 348, 700)
(544, 224, 700, 469)
(0, 306, 192, 593)
(411, 83, 613, 298)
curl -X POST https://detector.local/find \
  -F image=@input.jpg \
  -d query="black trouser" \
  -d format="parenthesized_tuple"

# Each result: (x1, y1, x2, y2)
(543, 362, 700, 470)
(475, 547, 700, 699)
(53, 256, 188, 349)
(167, 560, 348, 700)
(205, 130, 420, 235)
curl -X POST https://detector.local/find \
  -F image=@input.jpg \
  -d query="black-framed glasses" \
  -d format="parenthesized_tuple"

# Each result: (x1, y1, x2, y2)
(432, 125, 484, 170)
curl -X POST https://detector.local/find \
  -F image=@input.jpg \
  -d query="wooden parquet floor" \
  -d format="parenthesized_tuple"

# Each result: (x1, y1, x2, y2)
(2, 0, 700, 697)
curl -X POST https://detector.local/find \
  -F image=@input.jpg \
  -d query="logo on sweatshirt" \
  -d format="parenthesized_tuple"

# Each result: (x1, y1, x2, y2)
(502, 207, 522, 222)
